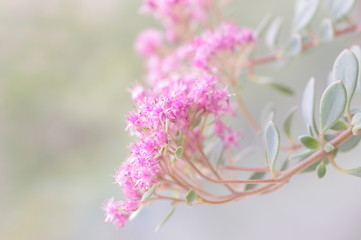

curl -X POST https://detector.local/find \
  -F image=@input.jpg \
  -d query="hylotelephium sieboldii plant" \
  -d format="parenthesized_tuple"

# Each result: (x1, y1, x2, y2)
(103, 0, 361, 230)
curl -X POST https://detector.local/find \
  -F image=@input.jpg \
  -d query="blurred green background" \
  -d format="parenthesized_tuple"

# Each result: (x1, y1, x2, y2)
(1, 1, 361, 239)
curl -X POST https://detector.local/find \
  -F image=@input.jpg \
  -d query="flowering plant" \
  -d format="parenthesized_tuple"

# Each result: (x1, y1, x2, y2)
(103, 0, 361, 230)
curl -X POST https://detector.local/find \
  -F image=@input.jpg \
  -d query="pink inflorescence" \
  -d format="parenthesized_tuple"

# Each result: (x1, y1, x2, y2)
(104, 2, 256, 228)
(105, 72, 233, 228)
(192, 22, 256, 70)
(140, 0, 210, 42)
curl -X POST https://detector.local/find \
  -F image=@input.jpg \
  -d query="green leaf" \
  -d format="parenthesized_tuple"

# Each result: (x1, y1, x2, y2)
(245, 172, 266, 191)
(284, 34, 302, 56)
(302, 78, 317, 135)
(316, 161, 327, 178)
(155, 204, 177, 232)
(283, 106, 298, 142)
(350, 45, 361, 93)
(289, 149, 315, 160)
(265, 16, 283, 49)
(299, 135, 320, 149)
(339, 135, 361, 152)
(293, 0, 319, 32)
(265, 121, 281, 175)
(330, 120, 348, 131)
(348, 168, 361, 178)
(141, 185, 156, 201)
(351, 112, 361, 125)
(175, 146, 183, 159)
(303, 158, 329, 173)
(324, 0, 355, 21)
(318, 18, 334, 42)
(185, 189, 197, 206)
(281, 159, 289, 171)
(129, 205, 144, 221)
(255, 13, 272, 38)
(352, 112, 361, 134)
(319, 81, 347, 133)
(324, 143, 334, 153)
(259, 78, 294, 95)
(333, 49, 359, 111)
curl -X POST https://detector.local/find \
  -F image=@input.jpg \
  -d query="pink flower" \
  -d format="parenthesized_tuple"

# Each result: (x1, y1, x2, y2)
(103, 198, 140, 228)
(135, 29, 164, 57)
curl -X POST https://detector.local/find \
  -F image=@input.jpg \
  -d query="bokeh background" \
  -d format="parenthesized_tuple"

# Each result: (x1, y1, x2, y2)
(1, 0, 361, 239)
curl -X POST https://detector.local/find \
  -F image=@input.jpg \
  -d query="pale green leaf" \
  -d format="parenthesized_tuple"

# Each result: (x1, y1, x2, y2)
(318, 18, 334, 42)
(265, 121, 281, 173)
(316, 161, 327, 178)
(299, 135, 320, 149)
(284, 34, 302, 56)
(265, 16, 283, 49)
(141, 185, 156, 201)
(155, 204, 177, 232)
(325, 0, 355, 21)
(255, 13, 272, 38)
(259, 78, 294, 95)
(129, 205, 144, 221)
(283, 106, 298, 142)
(333, 49, 359, 111)
(289, 149, 315, 160)
(293, 0, 319, 32)
(319, 81, 347, 133)
(245, 172, 266, 191)
(348, 168, 361, 178)
(350, 45, 361, 93)
(339, 135, 361, 152)
(175, 146, 183, 159)
(302, 78, 317, 135)
(185, 189, 197, 206)
(330, 120, 348, 131)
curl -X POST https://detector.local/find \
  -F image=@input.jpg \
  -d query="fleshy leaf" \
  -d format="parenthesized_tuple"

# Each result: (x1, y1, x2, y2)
(324, 0, 355, 21)
(330, 120, 348, 131)
(155, 204, 177, 232)
(293, 0, 319, 32)
(350, 45, 361, 93)
(284, 34, 302, 56)
(141, 185, 156, 201)
(302, 78, 317, 135)
(318, 19, 334, 42)
(339, 135, 361, 152)
(185, 189, 197, 206)
(319, 81, 347, 133)
(265, 121, 281, 175)
(175, 146, 183, 159)
(299, 135, 320, 149)
(283, 106, 298, 142)
(259, 78, 294, 95)
(255, 13, 272, 38)
(348, 168, 361, 178)
(333, 49, 359, 111)
(265, 16, 283, 49)
(316, 161, 327, 178)
(289, 149, 315, 160)
(245, 172, 266, 191)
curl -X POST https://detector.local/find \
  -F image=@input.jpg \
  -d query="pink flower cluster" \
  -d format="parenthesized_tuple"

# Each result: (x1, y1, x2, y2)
(140, 0, 210, 42)
(192, 22, 256, 69)
(135, 22, 255, 84)
(104, 3, 257, 229)
(105, 73, 232, 228)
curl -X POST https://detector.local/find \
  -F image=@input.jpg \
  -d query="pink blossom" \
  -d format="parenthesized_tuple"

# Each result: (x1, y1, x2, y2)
(135, 29, 164, 57)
